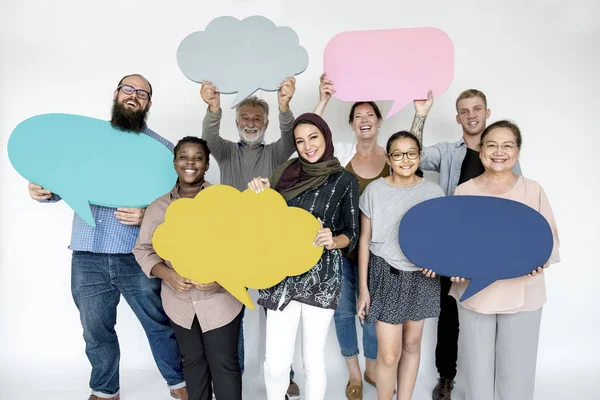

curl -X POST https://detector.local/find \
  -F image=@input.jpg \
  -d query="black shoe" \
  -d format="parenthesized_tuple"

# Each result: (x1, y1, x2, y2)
(432, 377, 454, 400)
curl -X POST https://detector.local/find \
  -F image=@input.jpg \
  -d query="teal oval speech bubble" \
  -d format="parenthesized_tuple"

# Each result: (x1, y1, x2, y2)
(7, 113, 177, 227)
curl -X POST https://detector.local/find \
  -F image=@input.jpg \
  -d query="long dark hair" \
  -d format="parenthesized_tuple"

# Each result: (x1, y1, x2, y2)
(386, 131, 424, 178)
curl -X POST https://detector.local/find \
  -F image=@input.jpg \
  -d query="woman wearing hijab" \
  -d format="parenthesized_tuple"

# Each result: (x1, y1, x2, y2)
(248, 113, 360, 400)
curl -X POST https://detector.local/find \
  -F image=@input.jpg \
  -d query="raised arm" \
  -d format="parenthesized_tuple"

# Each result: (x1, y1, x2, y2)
(410, 90, 434, 146)
(272, 77, 297, 163)
(313, 73, 336, 116)
(410, 91, 443, 171)
(200, 81, 232, 162)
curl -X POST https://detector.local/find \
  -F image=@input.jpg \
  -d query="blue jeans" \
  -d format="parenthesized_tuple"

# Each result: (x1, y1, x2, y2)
(333, 256, 378, 360)
(71, 251, 185, 397)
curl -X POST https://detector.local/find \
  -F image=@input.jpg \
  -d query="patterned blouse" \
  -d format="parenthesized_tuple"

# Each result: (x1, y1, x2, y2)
(258, 170, 360, 311)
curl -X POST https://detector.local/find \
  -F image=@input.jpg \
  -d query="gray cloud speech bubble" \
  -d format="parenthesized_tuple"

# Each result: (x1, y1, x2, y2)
(177, 15, 309, 108)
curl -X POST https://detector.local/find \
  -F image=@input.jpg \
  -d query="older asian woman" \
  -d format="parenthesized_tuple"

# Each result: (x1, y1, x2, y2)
(449, 120, 560, 400)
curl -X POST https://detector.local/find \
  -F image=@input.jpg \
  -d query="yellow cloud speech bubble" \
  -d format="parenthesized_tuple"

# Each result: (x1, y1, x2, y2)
(152, 185, 324, 309)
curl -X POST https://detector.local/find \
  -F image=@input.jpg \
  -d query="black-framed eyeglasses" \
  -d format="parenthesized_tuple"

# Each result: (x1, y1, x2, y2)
(388, 150, 420, 161)
(117, 84, 151, 100)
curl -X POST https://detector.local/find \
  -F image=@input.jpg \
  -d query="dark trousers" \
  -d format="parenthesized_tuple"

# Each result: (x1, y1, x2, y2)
(435, 277, 459, 380)
(170, 310, 243, 400)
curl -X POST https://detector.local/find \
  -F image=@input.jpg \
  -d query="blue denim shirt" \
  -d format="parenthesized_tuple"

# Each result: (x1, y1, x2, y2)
(43, 126, 174, 254)
(421, 137, 522, 196)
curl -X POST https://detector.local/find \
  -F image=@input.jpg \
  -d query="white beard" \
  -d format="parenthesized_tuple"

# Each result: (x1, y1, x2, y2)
(239, 127, 266, 147)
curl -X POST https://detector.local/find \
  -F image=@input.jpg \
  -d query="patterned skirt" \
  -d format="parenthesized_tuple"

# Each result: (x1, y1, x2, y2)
(366, 253, 441, 325)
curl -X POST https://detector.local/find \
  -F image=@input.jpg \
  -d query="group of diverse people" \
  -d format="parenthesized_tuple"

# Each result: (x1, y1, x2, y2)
(27, 72, 560, 400)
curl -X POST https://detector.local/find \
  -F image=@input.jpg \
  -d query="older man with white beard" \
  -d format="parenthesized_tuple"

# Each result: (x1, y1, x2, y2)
(200, 78, 296, 191)
(200, 78, 301, 399)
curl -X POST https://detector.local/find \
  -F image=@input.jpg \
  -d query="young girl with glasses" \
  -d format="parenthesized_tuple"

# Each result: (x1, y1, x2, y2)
(357, 131, 445, 400)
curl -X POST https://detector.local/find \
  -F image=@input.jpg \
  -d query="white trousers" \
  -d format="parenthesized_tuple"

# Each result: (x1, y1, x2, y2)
(458, 305, 543, 400)
(264, 300, 335, 400)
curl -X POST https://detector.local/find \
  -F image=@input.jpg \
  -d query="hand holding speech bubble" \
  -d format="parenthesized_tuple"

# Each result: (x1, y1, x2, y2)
(399, 196, 554, 301)
(7, 113, 176, 227)
(152, 185, 323, 309)
(323, 27, 454, 118)
(177, 15, 309, 108)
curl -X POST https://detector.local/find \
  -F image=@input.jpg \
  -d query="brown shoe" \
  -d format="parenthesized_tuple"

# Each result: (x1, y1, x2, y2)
(363, 372, 376, 387)
(287, 379, 300, 399)
(170, 387, 188, 400)
(432, 377, 454, 400)
(345, 380, 363, 399)
(88, 395, 119, 400)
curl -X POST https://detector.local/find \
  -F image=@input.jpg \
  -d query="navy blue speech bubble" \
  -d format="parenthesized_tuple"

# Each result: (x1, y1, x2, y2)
(399, 196, 553, 301)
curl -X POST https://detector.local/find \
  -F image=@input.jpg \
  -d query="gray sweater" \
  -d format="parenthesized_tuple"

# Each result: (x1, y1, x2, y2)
(202, 107, 296, 191)
(360, 177, 445, 271)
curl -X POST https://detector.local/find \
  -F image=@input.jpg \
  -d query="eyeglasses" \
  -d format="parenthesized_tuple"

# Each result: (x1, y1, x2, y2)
(482, 141, 518, 152)
(388, 150, 420, 161)
(117, 84, 151, 100)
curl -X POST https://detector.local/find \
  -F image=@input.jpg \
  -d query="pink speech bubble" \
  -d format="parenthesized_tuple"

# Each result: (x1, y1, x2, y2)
(323, 27, 454, 119)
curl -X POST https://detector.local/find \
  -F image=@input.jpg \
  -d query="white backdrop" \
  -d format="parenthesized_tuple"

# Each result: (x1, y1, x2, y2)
(1, 0, 598, 399)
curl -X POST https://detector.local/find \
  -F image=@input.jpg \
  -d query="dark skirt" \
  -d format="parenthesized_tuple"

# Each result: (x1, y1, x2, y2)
(366, 253, 441, 325)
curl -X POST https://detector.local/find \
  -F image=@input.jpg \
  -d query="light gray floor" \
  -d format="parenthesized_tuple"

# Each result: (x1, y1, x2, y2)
(0, 311, 595, 399)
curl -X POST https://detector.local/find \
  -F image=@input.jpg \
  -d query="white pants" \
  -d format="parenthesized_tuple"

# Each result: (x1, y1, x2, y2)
(264, 300, 335, 400)
(458, 305, 543, 400)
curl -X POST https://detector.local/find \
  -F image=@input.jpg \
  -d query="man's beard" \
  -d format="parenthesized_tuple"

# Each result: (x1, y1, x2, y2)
(110, 99, 149, 133)
(238, 126, 266, 147)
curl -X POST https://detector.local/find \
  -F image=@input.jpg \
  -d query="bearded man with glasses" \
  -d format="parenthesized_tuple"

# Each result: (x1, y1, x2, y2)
(27, 74, 188, 400)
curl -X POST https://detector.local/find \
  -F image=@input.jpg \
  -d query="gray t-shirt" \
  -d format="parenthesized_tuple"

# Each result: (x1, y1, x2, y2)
(359, 177, 445, 271)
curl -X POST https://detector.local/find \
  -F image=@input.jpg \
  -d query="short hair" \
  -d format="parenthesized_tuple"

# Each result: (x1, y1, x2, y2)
(480, 120, 522, 148)
(235, 96, 269, 121)
(117, 74, 153, 97)
(173, 136, 211, 162)
(455, 89, 487, 111)
(348, 101, 383, 124)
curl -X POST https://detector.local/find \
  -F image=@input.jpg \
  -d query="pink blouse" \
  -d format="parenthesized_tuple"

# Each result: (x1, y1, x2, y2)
(449, 176, 560, 314)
